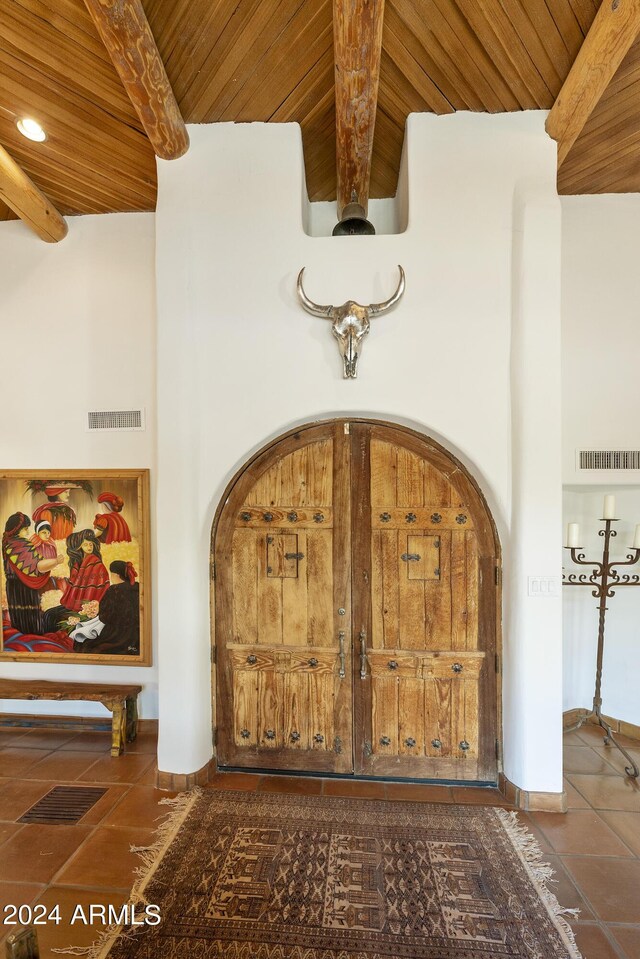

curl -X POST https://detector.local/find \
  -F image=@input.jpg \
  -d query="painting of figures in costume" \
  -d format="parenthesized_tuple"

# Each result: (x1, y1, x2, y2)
(0, 470, 150, 665)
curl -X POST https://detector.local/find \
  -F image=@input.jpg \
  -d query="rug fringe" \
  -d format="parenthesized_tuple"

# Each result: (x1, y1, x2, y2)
(494, 808, 583, 959)
(51, 787, 203, 958)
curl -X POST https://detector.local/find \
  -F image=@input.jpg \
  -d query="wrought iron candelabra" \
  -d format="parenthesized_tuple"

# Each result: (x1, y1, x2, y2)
(563, 512, 640, 778)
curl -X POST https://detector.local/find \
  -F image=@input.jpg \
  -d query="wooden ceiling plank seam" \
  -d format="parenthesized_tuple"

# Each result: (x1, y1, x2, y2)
(149, 0, 241, 100)
(378, 49, 439, 115)
(398, 0, 489, 111)
(561, 116, 640, 178)
(0, 141, 67, 241)
(543, 0, 589, 55)
(560, 136, 640, 192)
(478, 0, 556, 102)
(495, 0, 566, 92)
(268, 49, 336, 122)
(512, 0, 574, 71)
(179, 0, 279, 119)
(446, 1, 540, 107)
(220, 0, 332, 121)
(82, 0, 189, 160)
(14, 0, 109, 49)
(383, 3, 466, 113)
(565, 0, 601, 37)
(0, 11, 142, 127)
(572, 69, 640, 139)
(385, 3, 474, 108)
(382, 28, 456, 113)
(429, 0, 521, 110)
(0, 50, 154, 160)
(8, 160, 155, 214)
(299, 85, 336, 130)
(546, 0, 640, 167)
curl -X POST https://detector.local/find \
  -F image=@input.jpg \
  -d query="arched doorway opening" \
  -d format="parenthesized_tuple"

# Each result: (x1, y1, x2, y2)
(211, 419, 501, 782)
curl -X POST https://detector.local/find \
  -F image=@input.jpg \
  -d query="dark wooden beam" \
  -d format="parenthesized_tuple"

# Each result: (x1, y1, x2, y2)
(546, 0, 640, 167)
(83, 0, 189, 161)
(334, 0, 385, 218)
(0, 143, 67, 242)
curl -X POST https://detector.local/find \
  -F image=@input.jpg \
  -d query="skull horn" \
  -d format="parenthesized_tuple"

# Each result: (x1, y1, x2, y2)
(297, 269, 334, 318)
(368, 266, 406, 316)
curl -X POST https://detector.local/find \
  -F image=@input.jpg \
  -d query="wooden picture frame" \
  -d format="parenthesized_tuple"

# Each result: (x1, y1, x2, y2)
(0, 469, 151, 666)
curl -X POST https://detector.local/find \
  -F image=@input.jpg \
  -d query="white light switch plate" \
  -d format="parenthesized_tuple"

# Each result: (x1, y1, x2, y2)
(528, 575, 561, 597)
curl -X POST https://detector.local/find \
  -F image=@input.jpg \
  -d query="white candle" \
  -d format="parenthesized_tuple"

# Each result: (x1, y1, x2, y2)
(603, 494, 616, 519)
(566, 523, 581, 548)
(633, 525, 640, 550)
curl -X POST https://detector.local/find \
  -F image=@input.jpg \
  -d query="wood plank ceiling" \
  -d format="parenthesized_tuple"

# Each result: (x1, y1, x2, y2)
(2, 0, 640, 222)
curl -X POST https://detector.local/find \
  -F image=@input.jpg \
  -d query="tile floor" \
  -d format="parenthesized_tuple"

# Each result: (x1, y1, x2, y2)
(0, 720, 638, 958)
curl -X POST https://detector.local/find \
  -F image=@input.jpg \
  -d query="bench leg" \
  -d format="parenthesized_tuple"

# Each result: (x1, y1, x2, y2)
(110, 702, 126, 757)
(125, 696, 138, 743)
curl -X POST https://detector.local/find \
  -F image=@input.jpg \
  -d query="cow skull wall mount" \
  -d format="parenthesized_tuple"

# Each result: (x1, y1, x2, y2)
(296, 266, 405, 379)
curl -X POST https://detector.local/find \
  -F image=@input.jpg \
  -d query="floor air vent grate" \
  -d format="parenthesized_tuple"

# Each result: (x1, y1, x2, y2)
(19, 785, 107, 824)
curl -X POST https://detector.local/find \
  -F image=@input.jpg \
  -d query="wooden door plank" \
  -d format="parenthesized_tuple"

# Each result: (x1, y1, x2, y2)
(370, 438, 396, 506)
(395, 447, 424, 507)
(257, 669, 283, 748)
(463, 678, 479, 760)
(398, 679, 424, 756)
(372, 676, 398, 756)
(425, 678, 451, 757)
(450, 530, 468, 651)
(257, 532, 283, 646)
(380, 529, 400, 648)
(423, 462, 453, 507)
(233, 668, 258, 747)
(284, 672, 310, 750)
(232, 529, 258, 644)
(309, 672, 334, 750)
(424, 530, 452, 650)
(398, 530, 426, 650)
(282, 529, 308, 643)
(465, 533, 479, 652)
(306, 529, 333, 646)
(370, 530, 385, 650)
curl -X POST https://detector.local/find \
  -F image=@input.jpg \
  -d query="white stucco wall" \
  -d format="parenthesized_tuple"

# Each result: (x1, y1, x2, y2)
(154, 114, 563, 793)
(561, 197, 640, 725)
(0, 213, 158, 719)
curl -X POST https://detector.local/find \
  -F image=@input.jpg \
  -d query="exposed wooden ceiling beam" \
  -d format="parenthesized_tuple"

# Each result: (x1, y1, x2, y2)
(546, 0, 640, 167)
(334, 0, 385, 217)
(83, 0, 189, 161)
(0, 143, 67, 242)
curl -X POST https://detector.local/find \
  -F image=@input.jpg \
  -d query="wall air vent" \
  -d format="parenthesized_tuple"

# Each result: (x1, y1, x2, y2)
(87, 409, 145, 432)
(577, 449, 640, 470)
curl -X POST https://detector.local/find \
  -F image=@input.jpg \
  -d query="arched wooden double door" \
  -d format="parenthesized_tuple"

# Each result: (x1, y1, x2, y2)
(213, 420, 500, 782)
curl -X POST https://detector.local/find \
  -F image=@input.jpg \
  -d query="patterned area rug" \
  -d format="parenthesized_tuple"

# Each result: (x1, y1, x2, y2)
(90, 789, 581, 959)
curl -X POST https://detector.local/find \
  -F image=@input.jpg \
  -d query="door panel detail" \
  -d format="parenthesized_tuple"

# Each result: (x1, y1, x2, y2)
(214, 421, 499, 783)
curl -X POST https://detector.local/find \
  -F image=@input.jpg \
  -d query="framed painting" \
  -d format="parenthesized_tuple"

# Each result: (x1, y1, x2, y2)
(0, 470, 150, 665)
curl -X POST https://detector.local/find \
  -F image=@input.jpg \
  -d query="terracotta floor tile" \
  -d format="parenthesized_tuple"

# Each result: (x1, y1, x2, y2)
(205, 772, 261, 791)
(563, 856, 640, 922)
(0, 780, 58, 821)
(0, 747, 52, 776)
(0, 824, 92, 884)
(515, 813, 555, 855)
(56, 826, 156, 889)
(78, 785, 131, 826)
(0, 881, 45, 922)
(59, 731, 113, 752)
(531, 809, 635, 857)
(20, 750, 102, 782)
(563, 778, 591, 809)
(13, 729, 79, 750)
(590, 745, 640, 779)
(563, 745, 619, 776)
(449, 786, 512, 806)
(383, 782, 454, 803)
(598, 811, 640, 857)
(544, 854, 594, 917)
(76, 753, 155, 784)
(322, 779, 387, 799)
(102, 786, 178, 828)
(572, 922, 625, 959)
(566, 774, 640, 812)
(33, 885, 128, 959)
(136, 762, 158, 785)
(576, 725, 637, 749)
(0, 727, 31, 745)
(0, 824, 26, 854)
(258, 776, 323, 796)
(609, 924, 640, 959)
(125, 730, 158, 755)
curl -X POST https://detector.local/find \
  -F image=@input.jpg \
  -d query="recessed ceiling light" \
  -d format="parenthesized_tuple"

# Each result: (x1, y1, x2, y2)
(16, 117, 46, 142)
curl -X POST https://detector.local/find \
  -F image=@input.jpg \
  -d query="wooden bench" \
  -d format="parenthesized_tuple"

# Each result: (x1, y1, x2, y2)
(0, 679, 142, 757)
